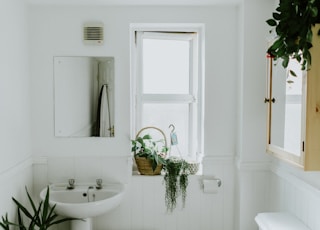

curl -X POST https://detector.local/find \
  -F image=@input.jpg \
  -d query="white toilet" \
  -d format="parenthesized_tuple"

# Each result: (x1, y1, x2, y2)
(255, 212, 311, 230)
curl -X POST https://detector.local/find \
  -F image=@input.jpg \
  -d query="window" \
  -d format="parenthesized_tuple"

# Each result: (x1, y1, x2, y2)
(130, 24, 204, 163)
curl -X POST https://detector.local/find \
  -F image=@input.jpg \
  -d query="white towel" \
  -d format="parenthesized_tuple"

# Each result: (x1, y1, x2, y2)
(99, 85, 110, 137)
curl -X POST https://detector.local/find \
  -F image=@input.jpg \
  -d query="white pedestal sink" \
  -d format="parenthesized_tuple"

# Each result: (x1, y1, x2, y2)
(40, 183, 125, 230)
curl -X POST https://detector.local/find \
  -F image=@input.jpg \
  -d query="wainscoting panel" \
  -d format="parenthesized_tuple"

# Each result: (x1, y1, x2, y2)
(269, 165, 320, 230)
(33, 156, 234, 230)
(0, 158, 33, 220)
(236, 160, 271, 230)
(94, 174, 230, 230)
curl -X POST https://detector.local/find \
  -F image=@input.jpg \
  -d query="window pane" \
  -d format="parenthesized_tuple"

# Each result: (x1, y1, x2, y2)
(141, 103, 189, 157)
(142, 39, 190, 94)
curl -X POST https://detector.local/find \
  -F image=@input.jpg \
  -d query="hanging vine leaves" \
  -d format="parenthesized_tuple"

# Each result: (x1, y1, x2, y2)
(163, 157, 190, 212)
(266, 0, 320, 71)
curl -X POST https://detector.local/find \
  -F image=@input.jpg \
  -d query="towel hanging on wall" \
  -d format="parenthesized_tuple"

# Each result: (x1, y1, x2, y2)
(95, 84, 111, 137)
(99, 85, 110, 137)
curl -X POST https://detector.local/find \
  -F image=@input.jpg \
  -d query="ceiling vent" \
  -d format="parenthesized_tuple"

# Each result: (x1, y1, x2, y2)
(83, 22, 104, 45)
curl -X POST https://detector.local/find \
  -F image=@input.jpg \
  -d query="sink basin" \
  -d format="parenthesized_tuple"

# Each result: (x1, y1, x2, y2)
(40, 183, 125, 219)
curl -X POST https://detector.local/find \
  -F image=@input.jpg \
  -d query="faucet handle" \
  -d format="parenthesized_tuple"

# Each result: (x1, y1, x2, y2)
(69, 178, 75, 185)
(67, 179, 75, 189)
(96, 179, 103, 189)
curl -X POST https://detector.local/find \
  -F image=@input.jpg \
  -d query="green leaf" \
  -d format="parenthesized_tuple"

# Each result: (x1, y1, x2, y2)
(282, 57, 289, 68)
(295, 54, 302, 63)
(25, 186, 43, 228)
(306, 29, 313, 43)
(41, 187, 50, 226)
(310, 7, 318, 17)
(272, 12, 281, 20)
(142, 134, 152, 140)
(12, 198, 33, 221)
(0, 214, 10, 230)
(136, 137, 144, 145)
(301, 59, 307, 70)
(271, 38, 283, 50)
(289, 70, 297, 77)
(266, 19, 277, 26)
(5, 186, 83, 230)
(304, 50, 312, 66)
(152, 160, 157, 171)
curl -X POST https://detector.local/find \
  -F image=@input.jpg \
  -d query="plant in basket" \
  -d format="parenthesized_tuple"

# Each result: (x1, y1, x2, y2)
(132, 127, 168, 175)
(163, 156, 190, 212)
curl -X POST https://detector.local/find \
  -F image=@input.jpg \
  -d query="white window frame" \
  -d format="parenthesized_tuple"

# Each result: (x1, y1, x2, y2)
(130, 23, 205, 161)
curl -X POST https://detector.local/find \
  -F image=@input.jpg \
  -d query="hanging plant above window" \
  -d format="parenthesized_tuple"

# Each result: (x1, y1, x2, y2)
(266, 0, 320, 71)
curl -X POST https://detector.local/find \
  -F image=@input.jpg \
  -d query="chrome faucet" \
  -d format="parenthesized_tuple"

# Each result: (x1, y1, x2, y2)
(96, 179, 103, 189)
(67, 179, 75, 189)
(86, 186, 95, 202)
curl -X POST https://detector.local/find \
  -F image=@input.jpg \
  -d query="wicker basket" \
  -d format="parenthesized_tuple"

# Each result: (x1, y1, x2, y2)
(135, 156, 163, 175)
(134, 126, 167, 175)
(187, 161, 200, 175)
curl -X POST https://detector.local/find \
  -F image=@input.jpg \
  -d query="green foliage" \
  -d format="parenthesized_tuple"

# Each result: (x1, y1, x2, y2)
(163, 157, 190, 212)
(0, 215, 9, 230)
(132, 134, 168, 171)
(266, 0, 320, 70)
(0, 187, 80, 230)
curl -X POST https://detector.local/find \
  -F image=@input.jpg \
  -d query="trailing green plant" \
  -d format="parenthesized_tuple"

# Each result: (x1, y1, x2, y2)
(163, 157, 190, 212)
(132, 134, 168, 171)
(0, 186, 80, 230)
(266, 0, 320, 71)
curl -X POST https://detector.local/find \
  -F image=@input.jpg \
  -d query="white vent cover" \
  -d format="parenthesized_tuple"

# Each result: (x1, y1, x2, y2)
(83, 22, 104, 45)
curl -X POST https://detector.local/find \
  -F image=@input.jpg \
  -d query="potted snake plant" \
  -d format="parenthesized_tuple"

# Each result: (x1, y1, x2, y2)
(0, 187, 80, 230)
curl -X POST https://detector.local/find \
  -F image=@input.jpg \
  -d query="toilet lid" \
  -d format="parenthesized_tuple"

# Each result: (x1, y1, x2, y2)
(255, 212, 311, 230)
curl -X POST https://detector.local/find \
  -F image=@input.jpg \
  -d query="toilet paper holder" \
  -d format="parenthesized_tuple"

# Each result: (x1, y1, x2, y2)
(215, 178, 222, 187)
(202, 177, 222, 188)
(201, 177, 222, 194)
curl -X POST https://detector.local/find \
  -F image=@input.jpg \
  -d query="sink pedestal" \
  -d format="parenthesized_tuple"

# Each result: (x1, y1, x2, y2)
(71, 218, 92, 230)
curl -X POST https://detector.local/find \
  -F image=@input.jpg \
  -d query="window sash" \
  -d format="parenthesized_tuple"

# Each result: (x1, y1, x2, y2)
(131, 25, 204, 161)
(140, 94, 196, 104)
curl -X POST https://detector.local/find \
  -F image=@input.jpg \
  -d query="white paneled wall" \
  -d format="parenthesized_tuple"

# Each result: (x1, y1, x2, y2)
(0, 159, 33, 220)
(33, 156, 234, 230)
(236, 161, 271, 230)
(269, 164, 320, 230)
(95, 176, 223, 230)
(0, 0, 32, 219)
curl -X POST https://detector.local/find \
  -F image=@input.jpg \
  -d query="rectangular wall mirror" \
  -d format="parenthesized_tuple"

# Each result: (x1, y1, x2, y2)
(54, 56, 115, 137)
(266, 56, 305, 165)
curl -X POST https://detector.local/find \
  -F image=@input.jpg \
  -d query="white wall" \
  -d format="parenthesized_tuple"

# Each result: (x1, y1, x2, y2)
(0, 0, 33, 219)
(269, 160, 320, 230)
(29, 5, 238, 159)
(30, 4, 238, 230)
(236, 0, 275, 230)
(237, 1, 320, 230)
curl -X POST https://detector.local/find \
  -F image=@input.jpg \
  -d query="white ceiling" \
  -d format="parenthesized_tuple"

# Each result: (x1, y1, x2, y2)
(26, 0, 241, 6)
